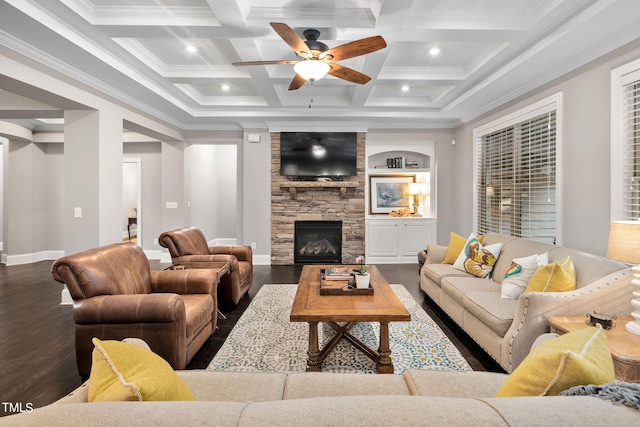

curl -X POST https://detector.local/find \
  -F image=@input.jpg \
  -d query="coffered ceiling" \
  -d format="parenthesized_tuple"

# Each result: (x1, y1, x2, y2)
(1, 0, 640, 132)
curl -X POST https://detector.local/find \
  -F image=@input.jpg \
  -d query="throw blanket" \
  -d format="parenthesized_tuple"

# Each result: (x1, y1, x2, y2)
(559, 382, 640, 410)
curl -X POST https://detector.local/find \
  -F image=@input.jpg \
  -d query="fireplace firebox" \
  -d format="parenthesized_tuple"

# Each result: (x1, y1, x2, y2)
(294, 221, 342, 264)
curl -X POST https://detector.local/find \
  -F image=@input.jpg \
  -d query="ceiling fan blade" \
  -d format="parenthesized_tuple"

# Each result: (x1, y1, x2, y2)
(233, 60, 298, 66)
(270, 22, 311, 57)
(321, 36, 386, 62)
(327, 63, 371, 84)
(288, 74, 307, 91)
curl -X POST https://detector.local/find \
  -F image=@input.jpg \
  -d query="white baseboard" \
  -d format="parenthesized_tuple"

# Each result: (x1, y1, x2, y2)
(252, 254, 271, 265)
(2, 250, 64, 266)
(209, 238, 237, 246)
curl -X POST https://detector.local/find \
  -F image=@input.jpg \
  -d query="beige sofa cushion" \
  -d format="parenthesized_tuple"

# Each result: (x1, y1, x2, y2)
(283, 372, 410, 399)
(422, 263, 470, 287)
(463, 292, 517, 337)
(441, 276, 501, 306)
(178, 371, 287, 402)
(238, 395, 507, 427)
(55, 371, 289, 404)
(404, 370, 507, 397)
(4, 401, 248, 427)
(483, 396, 640, 425)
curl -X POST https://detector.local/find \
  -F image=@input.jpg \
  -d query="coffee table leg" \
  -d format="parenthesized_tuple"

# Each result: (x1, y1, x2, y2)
(376, 322, 394, 374)
(306, 322, 321, 371)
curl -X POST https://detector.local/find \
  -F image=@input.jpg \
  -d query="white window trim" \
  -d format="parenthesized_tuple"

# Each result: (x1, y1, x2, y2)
(472, 92, 564, 245)
(611, 57, 640, 221)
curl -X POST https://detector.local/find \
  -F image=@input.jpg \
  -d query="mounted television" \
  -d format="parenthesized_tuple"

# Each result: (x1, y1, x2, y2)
(280, 132, 357, 177)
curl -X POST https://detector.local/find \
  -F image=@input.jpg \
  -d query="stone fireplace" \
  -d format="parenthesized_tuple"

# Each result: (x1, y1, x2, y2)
(271, 133, 366, 265)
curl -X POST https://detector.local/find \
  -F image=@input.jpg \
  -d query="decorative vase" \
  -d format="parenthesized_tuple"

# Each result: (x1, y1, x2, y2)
(355, 273, 370, 289)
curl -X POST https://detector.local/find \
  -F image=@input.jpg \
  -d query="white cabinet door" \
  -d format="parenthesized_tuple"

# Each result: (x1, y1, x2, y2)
(367, 218, 437, 263)
(401, 220, 435, 258)
(367, 221, 400, 259)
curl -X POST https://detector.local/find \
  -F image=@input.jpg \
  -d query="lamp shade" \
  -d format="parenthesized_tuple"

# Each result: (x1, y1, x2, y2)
(607, 221, 640, 263)
(408, 182, 422, 196)
(294, 60, 330, 82)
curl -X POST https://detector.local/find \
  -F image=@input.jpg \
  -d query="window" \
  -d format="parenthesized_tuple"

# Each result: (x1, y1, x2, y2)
(611, 59, 640, 221)
(473, 94, 562, 244)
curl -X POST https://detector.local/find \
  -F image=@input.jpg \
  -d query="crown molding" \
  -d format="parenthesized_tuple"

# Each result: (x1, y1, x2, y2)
(61, 0, 219, 26)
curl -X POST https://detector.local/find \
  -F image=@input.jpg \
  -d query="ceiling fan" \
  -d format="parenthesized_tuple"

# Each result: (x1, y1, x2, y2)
(232, 22, 386, 90)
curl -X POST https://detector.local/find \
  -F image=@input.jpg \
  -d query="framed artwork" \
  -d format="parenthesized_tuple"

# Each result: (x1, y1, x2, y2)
(369, 175, 415, 214)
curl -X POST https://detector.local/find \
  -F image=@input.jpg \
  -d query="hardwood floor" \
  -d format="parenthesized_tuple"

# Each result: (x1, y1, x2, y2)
(0, 260, 503, 417)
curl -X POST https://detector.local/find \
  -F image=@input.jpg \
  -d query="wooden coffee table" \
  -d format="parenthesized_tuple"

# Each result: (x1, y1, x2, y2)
(290, 265, 411, 374)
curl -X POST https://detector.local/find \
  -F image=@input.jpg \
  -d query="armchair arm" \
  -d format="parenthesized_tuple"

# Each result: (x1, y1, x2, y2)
(150, 269, 218, 295)
(425, 244, 447, 265)
(209, 245, 253, 264)
(501, 269, 634, 372)
(73, 294, 185, 324)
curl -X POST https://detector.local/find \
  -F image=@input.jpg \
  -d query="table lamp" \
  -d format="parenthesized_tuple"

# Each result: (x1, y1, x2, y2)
(607, 220, 640, 335)
(408, 183, 427, 216)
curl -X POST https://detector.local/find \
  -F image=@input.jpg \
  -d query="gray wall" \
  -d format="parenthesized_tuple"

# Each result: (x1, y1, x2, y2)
(242, 130, 271, 260)
(445, 39, 640, 256)
(44, 143, 64, 251)
(215, 144, 237, 240)
(185, 143, 237, 243)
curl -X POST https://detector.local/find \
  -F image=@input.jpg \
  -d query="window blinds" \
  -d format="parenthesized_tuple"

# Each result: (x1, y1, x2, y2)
(622, 80, 640, 219)
(476, 111, 557, 243)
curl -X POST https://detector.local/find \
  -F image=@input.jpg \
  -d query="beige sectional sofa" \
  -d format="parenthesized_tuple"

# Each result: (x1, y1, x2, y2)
(420, 233, 634, 373)
(3, 370, 638, 425)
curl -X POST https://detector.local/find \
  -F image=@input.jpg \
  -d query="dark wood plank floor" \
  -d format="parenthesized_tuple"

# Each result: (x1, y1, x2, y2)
(0, 261, 503, 417)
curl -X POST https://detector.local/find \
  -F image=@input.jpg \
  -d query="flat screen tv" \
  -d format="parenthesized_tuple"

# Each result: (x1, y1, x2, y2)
(280, 132, 357, 177)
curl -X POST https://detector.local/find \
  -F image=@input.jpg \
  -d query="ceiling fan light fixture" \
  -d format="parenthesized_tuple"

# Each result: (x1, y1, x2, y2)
(294, 60, 330, 82)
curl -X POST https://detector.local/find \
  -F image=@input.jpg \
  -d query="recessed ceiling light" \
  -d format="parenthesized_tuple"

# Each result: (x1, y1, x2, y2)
(401, 85, 410, 92)
(221, 84, 231, 91)
(429, 47, 440, 56)
(185, 45, 198, 53)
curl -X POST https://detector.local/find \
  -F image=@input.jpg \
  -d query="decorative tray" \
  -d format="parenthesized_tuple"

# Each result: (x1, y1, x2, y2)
(319, 269, 374, 295)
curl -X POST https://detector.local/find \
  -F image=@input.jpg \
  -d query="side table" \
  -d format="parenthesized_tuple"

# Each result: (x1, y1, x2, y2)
(166, 261, 230, 321)
(548, 315, 640, 383)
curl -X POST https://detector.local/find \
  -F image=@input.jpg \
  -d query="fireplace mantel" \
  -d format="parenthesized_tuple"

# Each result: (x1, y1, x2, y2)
(279, 181, 359, 200)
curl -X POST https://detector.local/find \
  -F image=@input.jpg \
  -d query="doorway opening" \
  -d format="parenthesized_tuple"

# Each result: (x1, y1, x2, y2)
(123, 158, 141, 246)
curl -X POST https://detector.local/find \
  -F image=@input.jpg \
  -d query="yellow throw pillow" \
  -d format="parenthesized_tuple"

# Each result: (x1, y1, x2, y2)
(525, 256, 576, 292)
(496, 324, 614, 397)
(88, 338, 195, 402)
(442, 232, 485, 264)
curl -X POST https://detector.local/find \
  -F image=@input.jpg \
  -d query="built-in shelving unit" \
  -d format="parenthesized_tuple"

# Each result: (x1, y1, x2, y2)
(365, 141, 437, 263)
(279, 181, 359, 200)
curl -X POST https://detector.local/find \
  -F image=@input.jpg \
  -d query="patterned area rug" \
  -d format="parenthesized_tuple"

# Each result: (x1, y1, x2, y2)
(208, 284, 471, 374)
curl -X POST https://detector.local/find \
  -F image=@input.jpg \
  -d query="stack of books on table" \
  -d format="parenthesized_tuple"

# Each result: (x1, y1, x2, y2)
(322, 267, 354, 281)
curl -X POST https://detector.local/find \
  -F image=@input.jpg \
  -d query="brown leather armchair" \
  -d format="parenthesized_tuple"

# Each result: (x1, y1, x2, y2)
(158, 227, 253, 307)
(51, 242, 218, 378)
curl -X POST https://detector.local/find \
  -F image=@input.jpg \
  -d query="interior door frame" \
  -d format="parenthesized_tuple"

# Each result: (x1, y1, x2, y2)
(123, 158, 142, 247)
